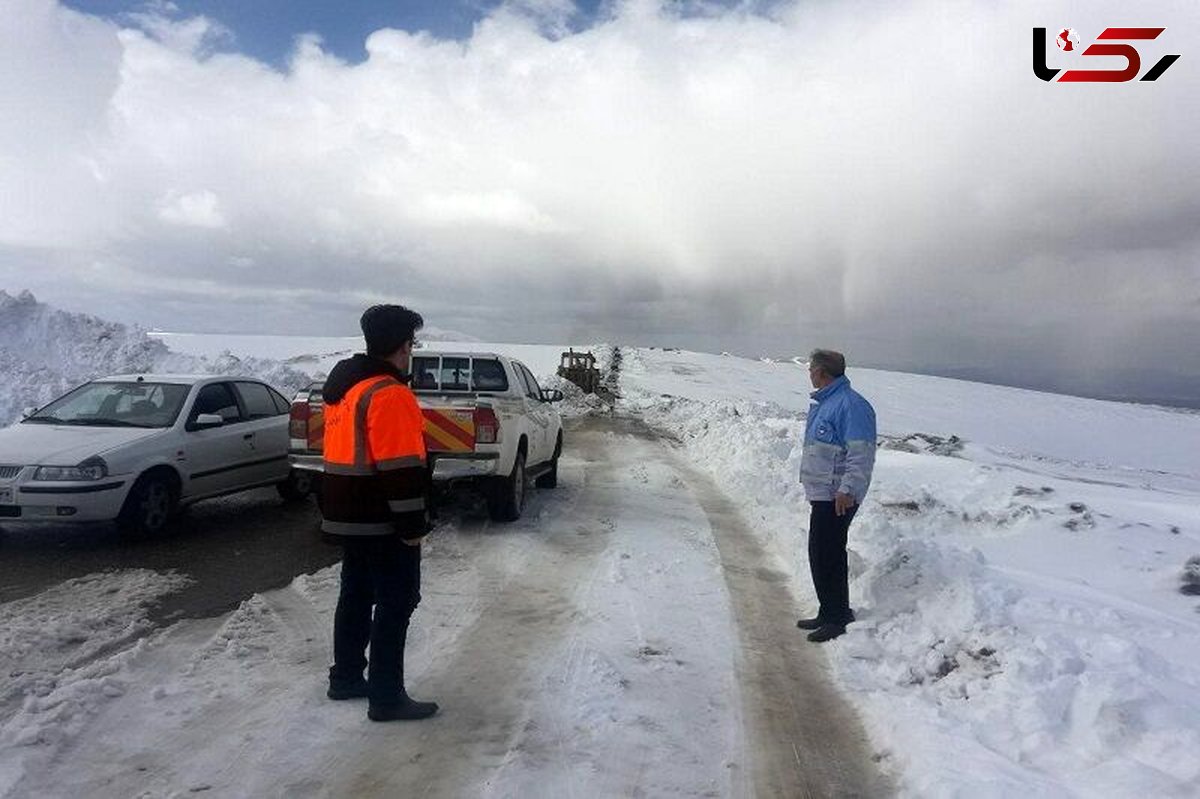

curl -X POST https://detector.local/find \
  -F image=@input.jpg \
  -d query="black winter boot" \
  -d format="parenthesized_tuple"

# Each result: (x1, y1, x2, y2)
(368, 692, 439, 722)
(328, 678, 369, 700)
(797, 608, 854, 631)
(806, 623, 847, 643)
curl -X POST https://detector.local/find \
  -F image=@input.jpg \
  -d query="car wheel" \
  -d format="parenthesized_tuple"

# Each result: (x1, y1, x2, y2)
(535, 432, 562, 489)
(277, 468, 316, 502)
(487, 450, 526, 522)
(118, 473, 177, 537)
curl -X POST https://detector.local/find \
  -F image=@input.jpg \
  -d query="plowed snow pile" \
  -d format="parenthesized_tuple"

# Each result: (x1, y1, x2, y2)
(0, 291, 315, 426)
(0, 291, 169, 425)
(0, 290, 605, 427)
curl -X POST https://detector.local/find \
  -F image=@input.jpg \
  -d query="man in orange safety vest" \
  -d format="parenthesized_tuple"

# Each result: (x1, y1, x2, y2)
(321, 304, 438, 721)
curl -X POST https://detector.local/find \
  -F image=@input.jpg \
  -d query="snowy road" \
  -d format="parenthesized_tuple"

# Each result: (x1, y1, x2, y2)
(1, 415, 889, 798)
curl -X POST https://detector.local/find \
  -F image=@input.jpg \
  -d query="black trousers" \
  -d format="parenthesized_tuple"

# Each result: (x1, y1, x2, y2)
(807, 501, 857, 625)
(330, 537, 422, 706)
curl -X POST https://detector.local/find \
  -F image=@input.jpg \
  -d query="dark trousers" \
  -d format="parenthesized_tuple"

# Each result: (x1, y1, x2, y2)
(330, 537, 422, 706)
(808, 501, 857, 625)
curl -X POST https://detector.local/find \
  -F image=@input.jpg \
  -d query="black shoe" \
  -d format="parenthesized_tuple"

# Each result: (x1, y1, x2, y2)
(327, 680, 369, 700)
(368, 695, 439, 722)
(806, 624, 847, 643)
(796, 609, 854, 630)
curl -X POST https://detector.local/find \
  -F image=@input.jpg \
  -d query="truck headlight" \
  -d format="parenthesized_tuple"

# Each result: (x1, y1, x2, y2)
(35, 457, 108, 481)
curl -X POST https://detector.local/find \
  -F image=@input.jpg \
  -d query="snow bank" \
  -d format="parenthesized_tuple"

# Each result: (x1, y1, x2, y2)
(620, 346, 1200, 798)
(0, 291, 325, 426)
(0, 291, 168, 426)
(0, 291, 615, 429)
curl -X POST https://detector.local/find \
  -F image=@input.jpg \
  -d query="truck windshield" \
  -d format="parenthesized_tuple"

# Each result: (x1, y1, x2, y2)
(24, 382, 190, 429)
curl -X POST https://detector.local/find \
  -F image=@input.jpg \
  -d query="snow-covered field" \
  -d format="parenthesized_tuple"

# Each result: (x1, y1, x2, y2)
(2, 293, 1199, 797)
(620, 349, 1200, 797)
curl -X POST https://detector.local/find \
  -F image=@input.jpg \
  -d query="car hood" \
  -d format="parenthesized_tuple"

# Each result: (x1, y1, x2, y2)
(0, 423, 163, 467)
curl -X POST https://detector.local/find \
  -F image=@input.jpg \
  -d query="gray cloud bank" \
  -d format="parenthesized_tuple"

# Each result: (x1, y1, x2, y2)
(2, 0, 1198, 406)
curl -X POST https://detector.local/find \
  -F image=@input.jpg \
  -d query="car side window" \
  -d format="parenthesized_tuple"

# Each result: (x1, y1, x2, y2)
(518, 363, 542, 400)
(471, 359, 508, 392)
(269, 387, 291, 415)
(235, 382, 282, 420)
(512, 364, 534, 397)
(189, 383, 242, 426)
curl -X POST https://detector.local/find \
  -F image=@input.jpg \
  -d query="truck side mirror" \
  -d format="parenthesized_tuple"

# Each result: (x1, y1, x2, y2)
(541, 389, 564, 403)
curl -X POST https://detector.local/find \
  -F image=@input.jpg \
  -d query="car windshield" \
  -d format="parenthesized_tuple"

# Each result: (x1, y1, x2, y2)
(24, 381, 190, 429)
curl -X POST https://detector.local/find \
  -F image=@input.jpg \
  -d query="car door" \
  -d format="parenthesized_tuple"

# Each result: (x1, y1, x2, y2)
(232, 381, 292, 487)
(180, 382, 250, 499)
(516, 362, 551, 463)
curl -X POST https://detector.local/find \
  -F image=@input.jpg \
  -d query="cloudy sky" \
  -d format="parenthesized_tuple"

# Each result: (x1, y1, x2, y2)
(2, 0, 1197, 405)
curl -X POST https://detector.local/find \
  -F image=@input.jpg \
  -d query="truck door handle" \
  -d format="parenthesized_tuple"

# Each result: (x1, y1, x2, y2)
(243, 433, 255, 440)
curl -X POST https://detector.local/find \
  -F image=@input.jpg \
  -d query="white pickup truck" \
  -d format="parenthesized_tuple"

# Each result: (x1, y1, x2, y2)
(289, 351, 564, 521)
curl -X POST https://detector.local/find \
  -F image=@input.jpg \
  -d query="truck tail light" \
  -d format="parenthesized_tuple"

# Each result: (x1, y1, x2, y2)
(289, 400, 310, 442)
(474, 407, 500, 445)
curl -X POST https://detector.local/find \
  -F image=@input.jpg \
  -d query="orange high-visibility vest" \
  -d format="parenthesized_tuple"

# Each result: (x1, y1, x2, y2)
(321, 375, 429, 538)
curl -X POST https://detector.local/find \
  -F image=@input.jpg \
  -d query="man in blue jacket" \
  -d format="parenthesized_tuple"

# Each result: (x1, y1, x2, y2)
(797, 349, 877, 642)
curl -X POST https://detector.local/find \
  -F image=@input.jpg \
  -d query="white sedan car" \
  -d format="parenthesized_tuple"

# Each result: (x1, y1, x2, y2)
(0, 374, 313, 536)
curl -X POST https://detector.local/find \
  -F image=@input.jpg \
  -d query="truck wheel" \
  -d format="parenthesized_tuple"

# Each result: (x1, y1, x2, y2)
(277, 468, 316, 502)
(488, 451, 526, 522)
(117, 473, 178, 537)
(535, 432, 562, 489)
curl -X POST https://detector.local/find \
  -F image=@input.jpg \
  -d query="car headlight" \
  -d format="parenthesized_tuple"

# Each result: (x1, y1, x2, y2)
(35, 457, 108, 481)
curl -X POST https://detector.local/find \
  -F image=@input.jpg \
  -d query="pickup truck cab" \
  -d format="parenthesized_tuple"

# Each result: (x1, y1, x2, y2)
(289, 352, 564, 521)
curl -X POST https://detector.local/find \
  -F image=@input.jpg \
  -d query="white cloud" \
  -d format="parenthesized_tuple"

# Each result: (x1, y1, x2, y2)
(157, 190, 227, 229)
(414, 191, 565, 232)
(0, 0, 1197, 400)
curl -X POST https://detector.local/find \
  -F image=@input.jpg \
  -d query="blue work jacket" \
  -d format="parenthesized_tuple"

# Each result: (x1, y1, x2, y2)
(800, 376, 877, 502)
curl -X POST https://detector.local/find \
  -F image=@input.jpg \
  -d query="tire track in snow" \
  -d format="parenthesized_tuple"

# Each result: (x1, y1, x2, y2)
(659, 423, 893, 798)
(327, 433, 615, 798)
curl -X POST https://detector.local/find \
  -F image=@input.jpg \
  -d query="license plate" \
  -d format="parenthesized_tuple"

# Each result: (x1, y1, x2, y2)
(0, 486, 13, 504)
